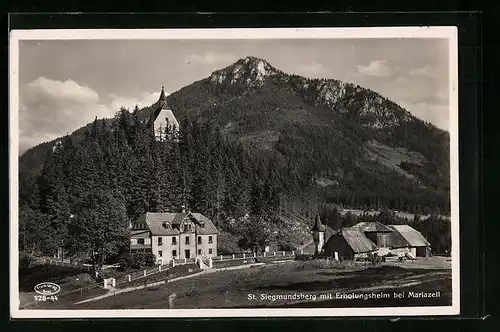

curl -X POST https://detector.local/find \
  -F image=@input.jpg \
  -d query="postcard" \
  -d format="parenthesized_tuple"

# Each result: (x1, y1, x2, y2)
(10, 26, 459, 318)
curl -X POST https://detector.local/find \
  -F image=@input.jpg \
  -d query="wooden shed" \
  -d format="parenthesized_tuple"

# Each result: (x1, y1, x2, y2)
(387, 225, 432, 257)
(323, 227, 378, 260)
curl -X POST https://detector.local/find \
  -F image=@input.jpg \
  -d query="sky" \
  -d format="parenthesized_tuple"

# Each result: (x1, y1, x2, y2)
(17, 38, 450, 154)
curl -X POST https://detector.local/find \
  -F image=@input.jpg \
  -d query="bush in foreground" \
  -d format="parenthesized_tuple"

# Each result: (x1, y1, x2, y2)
(119, 252, 156, 271)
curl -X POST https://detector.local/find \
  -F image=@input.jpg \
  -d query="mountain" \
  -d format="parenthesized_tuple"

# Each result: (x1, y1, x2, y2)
(157, 56, 449, 209)
(19, 56, 450, 215)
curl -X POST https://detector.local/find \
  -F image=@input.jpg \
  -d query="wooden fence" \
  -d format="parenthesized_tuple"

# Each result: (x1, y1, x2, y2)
(20, 250, 303, 307)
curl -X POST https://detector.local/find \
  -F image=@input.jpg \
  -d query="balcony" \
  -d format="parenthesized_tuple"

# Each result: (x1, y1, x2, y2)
(130, 244, 152, 251)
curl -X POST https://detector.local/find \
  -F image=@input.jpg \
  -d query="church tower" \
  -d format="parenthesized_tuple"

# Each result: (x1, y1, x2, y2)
(311, 215, 326, 256)
(150, 86, 179, 141)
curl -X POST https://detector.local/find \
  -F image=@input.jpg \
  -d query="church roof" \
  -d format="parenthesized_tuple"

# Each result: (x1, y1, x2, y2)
(149, 86, 174, 127)
(311, 215, 326, 232)
(159, 86, 167, 103)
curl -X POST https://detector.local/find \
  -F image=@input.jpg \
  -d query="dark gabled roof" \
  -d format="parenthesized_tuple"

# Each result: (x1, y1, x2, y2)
(311, 215, 326, 232)
(388, 225, 430, 247)
(148, 86, 173, 127)
(340, 227, 378, 253)
(351, 221, 394, 233)
(137, 212, 179, 235)
(191, 213, 219, 235)
(159, 86, 167, 102)
(324, 225, 335, 240)
(135, 212, 218, 236)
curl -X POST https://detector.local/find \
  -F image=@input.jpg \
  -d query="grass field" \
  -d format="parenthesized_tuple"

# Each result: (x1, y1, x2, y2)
(68, 257, 451, 309)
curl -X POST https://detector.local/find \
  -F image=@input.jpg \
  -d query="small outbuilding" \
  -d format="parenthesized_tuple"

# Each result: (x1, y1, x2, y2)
(387, 224, 431, 257)
(323, 227, 378, 260)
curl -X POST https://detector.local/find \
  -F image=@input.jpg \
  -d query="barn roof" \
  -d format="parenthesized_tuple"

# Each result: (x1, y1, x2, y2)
(388, 225, 430, 247)
(341, 227, 378, 253)
(135, 212, 218, 236)
(351, 221, 394, 233)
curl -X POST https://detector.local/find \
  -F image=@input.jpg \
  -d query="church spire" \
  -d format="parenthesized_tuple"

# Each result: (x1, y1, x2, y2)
(159, 86, 167, 102)
(311, 215, 326, 232)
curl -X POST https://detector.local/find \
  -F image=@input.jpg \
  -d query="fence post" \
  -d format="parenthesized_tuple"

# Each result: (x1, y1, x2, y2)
(159, 265, 162, 272)
(292, 250, 295, 255)
(254, 252, 256, 258)
(208, 256, 213, 268)
(232, 254, 235, 260)
(282, 251, 285, 256)
(243, 253, 245, 259)
(300, 249, 303, 254)
(128, 274, 131, 282)
(274, 252, 276, 257)
(144, 270, 147, 277)
(112, 278, 116, 287)
(264, 252, 266, 257)
(220, 255, 223, 261)
(184, 258, 187, 264)
(172, 259, 175, 267)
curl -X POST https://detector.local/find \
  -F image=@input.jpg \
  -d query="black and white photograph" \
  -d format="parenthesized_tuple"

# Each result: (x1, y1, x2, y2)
(10, 27, 459, 318)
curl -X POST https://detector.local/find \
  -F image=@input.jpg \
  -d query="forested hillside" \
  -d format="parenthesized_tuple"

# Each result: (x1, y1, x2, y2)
(18, 56, 451, 264)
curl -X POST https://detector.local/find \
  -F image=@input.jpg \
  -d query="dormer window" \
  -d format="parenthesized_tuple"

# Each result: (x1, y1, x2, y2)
(183, 223, 192, 232)
(162, 221, 170, 229)
(200, 222, 205, 228)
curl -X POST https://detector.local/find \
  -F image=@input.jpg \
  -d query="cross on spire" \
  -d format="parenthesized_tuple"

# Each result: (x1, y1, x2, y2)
(159, 86, 167, 102)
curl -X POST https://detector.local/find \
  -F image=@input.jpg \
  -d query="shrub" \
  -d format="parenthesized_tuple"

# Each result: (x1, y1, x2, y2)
(277, 241, 296, 252)
(120, 252, 158, 270)
(217, 230, 241, 255)
(19, 251, 32, 269)
(118, 253, 134, 271)
(143, 253, 156, 267)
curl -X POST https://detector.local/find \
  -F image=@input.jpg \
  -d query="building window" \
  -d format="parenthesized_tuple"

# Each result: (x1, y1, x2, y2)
(158, 250, 162, 257)
(158, 237, 163, 245)
(172, 250, 177, 258)
(197, 236, 202, 245)
(137, 238, 145, 245)
(198, 249, 202, 255)
(172, 237, 177, 245)
(185, 236, 190, 245)
(208, 236, 213, 244)
(208, 248, 213, 255)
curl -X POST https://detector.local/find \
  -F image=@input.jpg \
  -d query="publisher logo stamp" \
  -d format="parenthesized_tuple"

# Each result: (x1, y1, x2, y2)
(34, 282, 61, 296)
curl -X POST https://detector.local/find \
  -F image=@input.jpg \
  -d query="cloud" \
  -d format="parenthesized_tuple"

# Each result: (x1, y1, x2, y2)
(356, 60, 392, 77)
(27, 77, 99, 105)
(18, 77, 160, 154)
(297, 62, 326, 76)
(108, 91, 160, 112)
(185, 52, 236, 65)
(409, 65, 436, 78)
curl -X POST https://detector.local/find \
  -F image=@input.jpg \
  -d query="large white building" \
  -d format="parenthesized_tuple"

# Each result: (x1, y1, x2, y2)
(130, 211, 218, 264)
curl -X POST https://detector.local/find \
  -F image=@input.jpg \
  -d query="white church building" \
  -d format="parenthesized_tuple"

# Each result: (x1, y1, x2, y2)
(149, 86, 179, 141)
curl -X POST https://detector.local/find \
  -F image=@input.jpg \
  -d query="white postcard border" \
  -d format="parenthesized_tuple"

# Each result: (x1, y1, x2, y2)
(9, 26, 460, 318)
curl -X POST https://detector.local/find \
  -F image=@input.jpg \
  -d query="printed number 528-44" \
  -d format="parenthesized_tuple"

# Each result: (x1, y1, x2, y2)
(34, 295, 58, 302)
